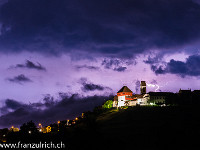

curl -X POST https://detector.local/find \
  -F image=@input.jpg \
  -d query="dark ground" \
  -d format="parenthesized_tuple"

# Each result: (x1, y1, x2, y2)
(3, 106, 200, 150)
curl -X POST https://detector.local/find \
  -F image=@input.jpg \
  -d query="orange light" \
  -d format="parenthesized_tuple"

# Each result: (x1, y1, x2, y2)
(39, 123, 41, 126)
(11, 126, 14, 129)
(58, 121, 60, 124)
(75, 117, 78, 120)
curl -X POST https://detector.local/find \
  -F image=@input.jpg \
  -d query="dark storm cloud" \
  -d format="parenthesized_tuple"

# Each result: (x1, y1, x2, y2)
(76, 65, 99, 70)
(0, 99, 36, 115)
(114, 66, 127, 72)
(42, 94, 55, 107)
(4, 99, 22, 110)
(7, 74, 32, 84)
(0, 94, 113, 128)
(151, 55, 200, 77)
(101, 59, 127, 72)
(1, 0, 200, 56)
(0, 99, 23, 115)
(0, 0, 7, 6)
(16, 60, 46, 71)
(10, 60, 46, 71)
(82, 83, 104, 92)
(144, 54, 164, 65)
(79, 78, 112, 92)
(102, 59, 120, 69)
(0, 95, 56, 116)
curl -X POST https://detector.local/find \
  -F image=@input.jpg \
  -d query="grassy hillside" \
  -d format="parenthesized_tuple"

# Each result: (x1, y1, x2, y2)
(91, 106, 200, 150)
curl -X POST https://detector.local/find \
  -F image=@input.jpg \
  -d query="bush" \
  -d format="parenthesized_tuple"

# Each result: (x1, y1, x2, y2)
(102, 100, 113, 109)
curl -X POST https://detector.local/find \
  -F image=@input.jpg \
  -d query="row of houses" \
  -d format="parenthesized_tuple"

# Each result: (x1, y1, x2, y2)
(113, 81, 200, 107)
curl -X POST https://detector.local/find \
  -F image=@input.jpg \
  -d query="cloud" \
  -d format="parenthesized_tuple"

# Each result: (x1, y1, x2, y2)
(0, 99, 24, 115)
(42, 94, 55, 107)
(0, 99, 34, 115)
(0, 94, 114, 128)
(75, 65, 99, 70)
(4, 99, 23, 110)
(0, 95, 57, 120)
(193, 0, 200, 5)
(0, 0, 7, 6)
(144, 54, 164, 65)
(150, 79, 158, 85)
(102, 59, 121, 69)
(10, 60, 46, 71)
(79, 78, 112, 92)
(114, 66, 127, 72)
(151, 55, 200, 77)
(101, 58, 128, 72)
(7, 74, 32, 84)
(0, 95, 56, 117)
(82, 83, 104, 92)
(1, 0, 200, 57)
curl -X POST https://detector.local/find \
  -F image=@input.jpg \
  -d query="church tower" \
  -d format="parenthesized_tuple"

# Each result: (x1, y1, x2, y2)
(140, 81, 146, 95)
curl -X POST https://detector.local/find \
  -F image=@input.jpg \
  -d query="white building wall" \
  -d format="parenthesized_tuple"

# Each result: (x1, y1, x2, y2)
(118, 96, 125, 107)
(113, 101, 118, 107)
(137, 98, 148, 105)
(129, 101, 137, 106)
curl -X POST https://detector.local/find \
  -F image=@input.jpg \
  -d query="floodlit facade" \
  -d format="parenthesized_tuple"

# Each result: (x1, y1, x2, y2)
(117, 86, 134, 107)
(113, 81, 148, 107)
(147, 92, 174, 105)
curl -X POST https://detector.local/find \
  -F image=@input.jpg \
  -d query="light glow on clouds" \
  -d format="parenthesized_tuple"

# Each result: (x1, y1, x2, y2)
(163, 52, 189, 62)
(1, 51, 200, 106)
(147, 83, 160, 92)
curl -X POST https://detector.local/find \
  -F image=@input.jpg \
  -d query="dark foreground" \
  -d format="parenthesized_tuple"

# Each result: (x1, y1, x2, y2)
(2, 106, 200, 150)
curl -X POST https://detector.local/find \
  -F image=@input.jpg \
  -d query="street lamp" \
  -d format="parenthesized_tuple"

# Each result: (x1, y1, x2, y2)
(57, 121, 60, 132)
(66, 120, 69, 126)
(38, 123, 42, 128)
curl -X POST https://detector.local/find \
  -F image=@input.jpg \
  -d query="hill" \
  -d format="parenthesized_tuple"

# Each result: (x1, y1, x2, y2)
(76, 106, 200, 150)
(2, 106, 200, 150)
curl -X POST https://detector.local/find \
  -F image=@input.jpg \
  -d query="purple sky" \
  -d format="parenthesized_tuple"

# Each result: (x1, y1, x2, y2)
(1, 0, 200, 128)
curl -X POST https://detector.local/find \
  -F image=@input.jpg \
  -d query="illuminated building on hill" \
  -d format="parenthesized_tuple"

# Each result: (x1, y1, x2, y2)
(113, 81, 200, 107)
(9, 126, 19, 132)
(113, 81, 148, 107)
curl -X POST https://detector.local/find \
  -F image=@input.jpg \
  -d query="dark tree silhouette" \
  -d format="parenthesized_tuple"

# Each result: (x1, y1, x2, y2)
(20, 120, 38, 134)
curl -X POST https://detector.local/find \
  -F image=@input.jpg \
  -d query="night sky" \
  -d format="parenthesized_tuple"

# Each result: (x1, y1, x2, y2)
(1, 0, 200, 128)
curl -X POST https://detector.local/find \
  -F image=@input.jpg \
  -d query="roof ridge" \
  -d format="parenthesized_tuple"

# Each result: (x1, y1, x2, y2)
(117, 86, 133, 93)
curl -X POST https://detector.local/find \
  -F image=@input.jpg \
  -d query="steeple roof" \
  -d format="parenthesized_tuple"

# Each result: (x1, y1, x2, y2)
(141, 81, 146, 86)
(117, 86, 133, 93)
